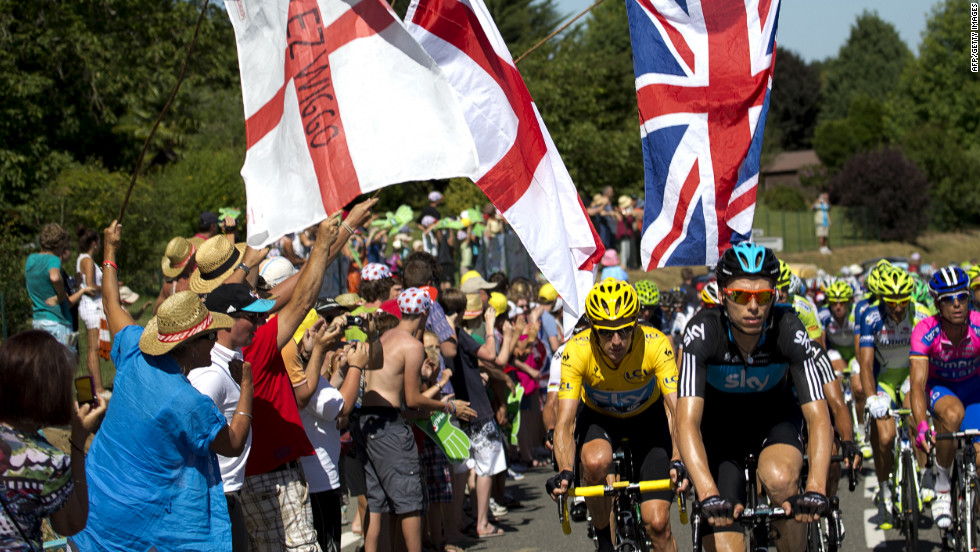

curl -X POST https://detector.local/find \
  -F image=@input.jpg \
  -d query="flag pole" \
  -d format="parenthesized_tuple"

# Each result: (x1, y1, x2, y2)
(514, 0, 606, 65)
(118, 0, 212, 223)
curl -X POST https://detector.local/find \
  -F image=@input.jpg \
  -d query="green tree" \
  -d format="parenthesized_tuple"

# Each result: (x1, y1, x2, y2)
(812, 95, 886, 170)
(820, 11, 911, 122)
(887, 0, 980, 152)
(901, 125, 980, 230)
(769, 48, 822, 150)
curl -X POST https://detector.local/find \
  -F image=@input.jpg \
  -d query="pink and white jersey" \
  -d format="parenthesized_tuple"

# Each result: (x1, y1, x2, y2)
(910, 311, 980, 383)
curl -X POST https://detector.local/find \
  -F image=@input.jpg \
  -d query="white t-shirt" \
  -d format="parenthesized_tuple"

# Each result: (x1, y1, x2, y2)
(187, 342, 251, 492)
(300, 377, 345, 493)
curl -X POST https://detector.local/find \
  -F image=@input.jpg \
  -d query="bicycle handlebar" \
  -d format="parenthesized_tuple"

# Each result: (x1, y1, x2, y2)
(936, 429, 980, 441)
(569, 479, 673, 498)
(738, 506, 789, 522)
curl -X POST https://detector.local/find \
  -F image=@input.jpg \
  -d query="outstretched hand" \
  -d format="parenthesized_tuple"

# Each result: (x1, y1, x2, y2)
(104, 220, 122, 252)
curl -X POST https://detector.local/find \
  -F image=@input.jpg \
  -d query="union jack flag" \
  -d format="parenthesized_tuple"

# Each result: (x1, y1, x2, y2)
(628, 0, 780, 269)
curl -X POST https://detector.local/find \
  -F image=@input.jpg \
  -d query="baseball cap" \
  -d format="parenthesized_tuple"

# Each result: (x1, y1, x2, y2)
(428, 191, 443, 202)
(538, 282, 558, 302)
(461, 274, 497, 294)
(398, 287, 432, 315)
(204, 283, 275, 315)
(488, 292, 508, 316)
(258, 257, 297, 290)
(199, 211, 219, 228)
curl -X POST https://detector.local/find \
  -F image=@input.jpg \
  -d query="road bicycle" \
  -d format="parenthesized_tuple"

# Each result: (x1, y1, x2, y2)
(868, 408, 922, 551)
(556, 439, 674, 552)
(936, 429, 980, 552)
(689, 454, 844, 552)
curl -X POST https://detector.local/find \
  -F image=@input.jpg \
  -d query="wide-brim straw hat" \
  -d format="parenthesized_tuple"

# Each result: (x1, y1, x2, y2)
(139, 290, 233, 356)
(462, 293, 483, 320)
(162, 237, 197, 279)
(189, 236, 246, 294)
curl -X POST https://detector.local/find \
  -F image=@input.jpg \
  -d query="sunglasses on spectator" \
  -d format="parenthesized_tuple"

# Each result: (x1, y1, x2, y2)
(192, 331, 218, 343)
(938, 292, 970, 305)
(593, 326, 634, 340)
(882, 296, 910, 307)
(723, 288, 776, 305)
(233, 312, 264, 323)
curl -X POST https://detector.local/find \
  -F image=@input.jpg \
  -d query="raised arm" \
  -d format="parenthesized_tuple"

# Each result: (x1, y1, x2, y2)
(210, 360, 254, 457)
(101, 221, 136, 336)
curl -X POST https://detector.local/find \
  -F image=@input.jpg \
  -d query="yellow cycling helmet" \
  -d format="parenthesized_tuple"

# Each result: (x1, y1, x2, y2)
(968, 264, 980, 285)
(878, 267, 913, 299)
(825, 279, 854, 302)
(585, 278, 639, 330)
(776, 259, 792, 289)
(700, 281, 720, 306)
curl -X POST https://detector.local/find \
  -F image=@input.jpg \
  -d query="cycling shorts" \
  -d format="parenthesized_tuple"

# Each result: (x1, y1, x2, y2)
(876, 369, 909, 405)
(701, 418, 804, 535)
(575, 402, 673, 502)
(928, 376, 980, 421)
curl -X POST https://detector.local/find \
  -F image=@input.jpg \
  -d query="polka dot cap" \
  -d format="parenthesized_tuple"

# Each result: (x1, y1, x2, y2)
(397, 287, 432, 315)
(360, 262, 392, 282)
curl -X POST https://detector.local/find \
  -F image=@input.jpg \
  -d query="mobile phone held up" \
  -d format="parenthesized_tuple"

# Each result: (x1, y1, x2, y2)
(75, 375, 98, 406)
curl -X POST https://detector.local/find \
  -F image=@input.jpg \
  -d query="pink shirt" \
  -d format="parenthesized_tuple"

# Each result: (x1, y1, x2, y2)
(910, 311, 980, 383)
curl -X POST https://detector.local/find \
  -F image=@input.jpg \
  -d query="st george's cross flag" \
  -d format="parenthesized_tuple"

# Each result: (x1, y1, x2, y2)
(226, 0, 479, 247)
(627, 0, 779, 268)
(404, 0, 605, 335)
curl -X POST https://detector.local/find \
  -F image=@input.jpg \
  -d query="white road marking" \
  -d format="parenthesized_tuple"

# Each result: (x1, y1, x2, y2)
(864, 508, 887, 549)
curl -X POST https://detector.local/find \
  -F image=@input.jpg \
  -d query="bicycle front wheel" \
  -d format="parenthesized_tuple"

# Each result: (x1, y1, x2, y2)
(805, 519, 825, 552)
(901, 449, 920, 551)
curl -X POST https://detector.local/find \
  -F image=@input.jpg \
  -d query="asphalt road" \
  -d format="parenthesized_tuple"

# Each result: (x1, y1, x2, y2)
(341, 465, 947, 551)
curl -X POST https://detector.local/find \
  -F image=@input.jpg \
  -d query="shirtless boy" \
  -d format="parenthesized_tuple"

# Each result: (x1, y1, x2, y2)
(357, 288, 475, 552)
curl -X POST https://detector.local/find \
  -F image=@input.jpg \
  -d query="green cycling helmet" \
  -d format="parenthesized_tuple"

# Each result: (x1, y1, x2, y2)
(865, 260, 893, 295)
(968, 264, 980, 284)
(634, 280, 660, 306)
(825, 279, 854, 302)
(912, 276, 930, 304)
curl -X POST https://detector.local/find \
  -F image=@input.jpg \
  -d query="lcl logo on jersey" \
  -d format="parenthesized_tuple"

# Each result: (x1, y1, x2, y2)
(624, 368, 649, 382)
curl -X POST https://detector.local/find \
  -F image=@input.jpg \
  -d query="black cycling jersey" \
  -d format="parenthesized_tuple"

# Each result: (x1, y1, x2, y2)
(678, 305, 827, 420)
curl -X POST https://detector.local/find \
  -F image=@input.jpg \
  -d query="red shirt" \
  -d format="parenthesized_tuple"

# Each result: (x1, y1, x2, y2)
(243, 321, 314, 476)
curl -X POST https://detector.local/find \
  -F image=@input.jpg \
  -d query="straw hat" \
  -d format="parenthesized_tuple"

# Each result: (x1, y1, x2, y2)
(335, 292, 365, 309)
(189, 236, 246, 294)
(139, 291, 233, 356)
(161, 237, 197, 279)
(462, 294, 483, 320)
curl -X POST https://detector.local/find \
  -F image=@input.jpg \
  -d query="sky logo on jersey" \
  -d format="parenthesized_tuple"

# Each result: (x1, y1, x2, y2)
(584, 382, 655, 413)
(707, 363, 787, 393)
(684, 323, 705, 347)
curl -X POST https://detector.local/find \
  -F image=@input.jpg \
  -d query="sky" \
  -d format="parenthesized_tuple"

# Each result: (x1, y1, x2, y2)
(553, 0, 937, 62)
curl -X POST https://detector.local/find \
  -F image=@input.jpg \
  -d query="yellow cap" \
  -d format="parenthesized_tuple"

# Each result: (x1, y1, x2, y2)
(489, 292, 509, 316)
(538, 282, 558, 302)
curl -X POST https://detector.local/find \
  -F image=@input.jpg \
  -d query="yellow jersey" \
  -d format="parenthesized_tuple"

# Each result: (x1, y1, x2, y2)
(558, 325, 678, 418)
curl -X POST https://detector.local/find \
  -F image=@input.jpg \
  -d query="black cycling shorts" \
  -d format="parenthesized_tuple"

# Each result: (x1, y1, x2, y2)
(701, 417, 804, 535)
(574, 402, 673, 502)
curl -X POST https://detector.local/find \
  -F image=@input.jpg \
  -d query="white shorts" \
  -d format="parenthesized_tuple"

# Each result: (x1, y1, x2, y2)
(78, 295, 104, 330)
(827, 349, 842, 363)
(461, 417, 507, 477)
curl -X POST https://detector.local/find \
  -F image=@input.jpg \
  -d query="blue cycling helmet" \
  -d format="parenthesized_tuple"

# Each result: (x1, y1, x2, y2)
(928, 266, 970, 298)
(716, 243, 780, 286)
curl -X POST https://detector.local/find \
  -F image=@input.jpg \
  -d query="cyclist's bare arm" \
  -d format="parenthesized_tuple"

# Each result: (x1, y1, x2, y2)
(801, 399, 832, 496)
(552, 397, 580, 497)
(676, 396, 716, 498)
(908, 357, 930, 442)
(858, 346, 876, 410)
(823, 377, 853, 443)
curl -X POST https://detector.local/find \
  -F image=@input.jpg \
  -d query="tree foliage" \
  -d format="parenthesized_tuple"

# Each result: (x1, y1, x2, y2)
(819, 11, 911, 122)
(812, 95, 886, 170)
(886, 0, 980, 146)
(769, 48, 822, 150)
(830, 148, 929, 242)
(900, 125, 980, 230)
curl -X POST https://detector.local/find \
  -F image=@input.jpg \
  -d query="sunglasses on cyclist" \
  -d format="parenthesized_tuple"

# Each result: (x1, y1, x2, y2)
(882, 296, 910, 307)
(593, 326, 634, 340)
(937, 292, 970, 305)
(723, 288, 776, 305)
(826, 300, 851, 307)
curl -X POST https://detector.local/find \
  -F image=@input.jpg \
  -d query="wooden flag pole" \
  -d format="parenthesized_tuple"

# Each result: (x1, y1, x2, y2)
(118, 0, 212, 223)
(514, 0, 606, 65)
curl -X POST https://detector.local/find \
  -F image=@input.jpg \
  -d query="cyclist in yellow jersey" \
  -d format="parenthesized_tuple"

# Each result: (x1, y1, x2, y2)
(548, 278, 688, 552)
